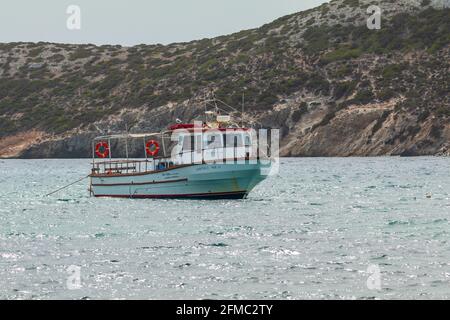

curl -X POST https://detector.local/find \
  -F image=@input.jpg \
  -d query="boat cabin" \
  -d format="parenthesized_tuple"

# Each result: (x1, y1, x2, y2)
(172, 125, 254, 165)
(90, 123, 259, 177)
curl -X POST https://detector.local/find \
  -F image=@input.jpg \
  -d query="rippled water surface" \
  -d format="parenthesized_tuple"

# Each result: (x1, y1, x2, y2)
(0, 158, 449, 299)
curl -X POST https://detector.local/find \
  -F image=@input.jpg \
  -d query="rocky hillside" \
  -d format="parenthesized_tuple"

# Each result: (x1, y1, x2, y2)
(0, 0, 449, 158)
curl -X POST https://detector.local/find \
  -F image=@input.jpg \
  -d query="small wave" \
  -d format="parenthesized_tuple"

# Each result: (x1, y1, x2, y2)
(358, 296, 378, 300)
(309, 202, 323, 206)
(177, 263, 192, 268)
(208, 242, 229, 247)
(209, 231, 224, 235)
(57, 198, 79, 203)
(431, 218, 448, 224)
(373, 254, 388, 260)
(387, 220, 413, 226)
(197, 242, 229, 247)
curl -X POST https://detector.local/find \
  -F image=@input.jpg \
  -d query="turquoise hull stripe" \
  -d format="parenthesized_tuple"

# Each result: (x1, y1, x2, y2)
(91, 162, 270, 199)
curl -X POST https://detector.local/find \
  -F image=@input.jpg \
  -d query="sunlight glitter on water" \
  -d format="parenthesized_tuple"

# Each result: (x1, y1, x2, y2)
(0, 157, 449, 299)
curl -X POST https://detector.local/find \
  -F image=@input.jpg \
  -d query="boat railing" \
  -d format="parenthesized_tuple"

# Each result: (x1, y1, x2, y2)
(91, 157, 175, 176)
(178, 145, 257, 164)
(91, 145, 269, 176)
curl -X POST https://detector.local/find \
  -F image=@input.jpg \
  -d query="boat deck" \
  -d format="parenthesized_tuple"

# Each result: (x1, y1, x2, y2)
(90, 156, 259, 178)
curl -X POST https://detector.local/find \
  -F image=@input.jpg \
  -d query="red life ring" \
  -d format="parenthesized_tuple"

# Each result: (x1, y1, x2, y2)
(145, 140, 160, 157)
(95, 142, 110, 158)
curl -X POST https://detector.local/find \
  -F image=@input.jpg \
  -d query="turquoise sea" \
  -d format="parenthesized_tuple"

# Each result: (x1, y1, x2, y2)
(0, 158, 449, 299)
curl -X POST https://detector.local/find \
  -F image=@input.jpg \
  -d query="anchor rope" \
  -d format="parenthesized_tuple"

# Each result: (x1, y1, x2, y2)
(44, 175, 89, 197)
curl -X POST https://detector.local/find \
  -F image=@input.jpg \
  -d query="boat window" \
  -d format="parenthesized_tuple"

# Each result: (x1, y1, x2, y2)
(224, 133, 243, 147)
(182, 135, 192, 151)
(244, 133, 251, 146)
(195, 135, 202, 153)
(205, 133, 222, 149)
(182, 134, 203, 152)
(207, 135, 216, 148)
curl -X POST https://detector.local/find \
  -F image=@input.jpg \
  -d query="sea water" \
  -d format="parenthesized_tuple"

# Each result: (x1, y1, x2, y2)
(0, 158, 449, 299)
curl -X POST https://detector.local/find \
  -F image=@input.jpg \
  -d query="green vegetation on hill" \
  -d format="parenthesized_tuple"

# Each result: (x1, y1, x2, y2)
(0, 2, 448, 138)
(304, 8, 450, 59)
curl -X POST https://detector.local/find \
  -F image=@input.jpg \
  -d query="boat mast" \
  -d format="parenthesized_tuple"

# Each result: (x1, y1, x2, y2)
(125, 124, 129, 161)
(143, 136, 148, 171)
(204, 92, 208, 124)
(108, 137, 112, 172)
(214, 93, 219, 116)
(161, 132, 166, 157)
(242, 92, 245, 127)
(91, 141, 95, 171)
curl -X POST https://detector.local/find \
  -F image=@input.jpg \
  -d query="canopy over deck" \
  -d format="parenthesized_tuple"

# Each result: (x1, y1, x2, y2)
(93, 132, 171, 141)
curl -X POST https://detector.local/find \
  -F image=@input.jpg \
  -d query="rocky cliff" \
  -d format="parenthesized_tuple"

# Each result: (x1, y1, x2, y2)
(0, 0, 449, 158)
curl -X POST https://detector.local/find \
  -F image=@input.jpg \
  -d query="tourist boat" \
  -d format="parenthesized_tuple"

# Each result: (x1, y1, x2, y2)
(89, 102, 277, 199)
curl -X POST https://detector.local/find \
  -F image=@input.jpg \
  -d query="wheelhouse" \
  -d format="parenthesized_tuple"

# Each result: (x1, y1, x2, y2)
(172, 127, 255, 165)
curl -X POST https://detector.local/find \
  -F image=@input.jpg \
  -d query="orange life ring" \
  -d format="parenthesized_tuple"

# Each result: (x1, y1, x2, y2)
(95, 142, 110, 158)
(145, 140, 160, 157)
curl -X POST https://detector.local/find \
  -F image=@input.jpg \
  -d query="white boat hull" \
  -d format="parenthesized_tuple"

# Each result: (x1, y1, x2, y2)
(90, 161, 271, 199)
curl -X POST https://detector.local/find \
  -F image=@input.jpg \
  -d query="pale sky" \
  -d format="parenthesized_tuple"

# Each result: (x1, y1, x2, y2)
(0, 0, 329, 46)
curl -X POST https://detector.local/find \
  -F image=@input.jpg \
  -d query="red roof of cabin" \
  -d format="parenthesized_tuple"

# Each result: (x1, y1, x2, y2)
(168, 123, 249, 132)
